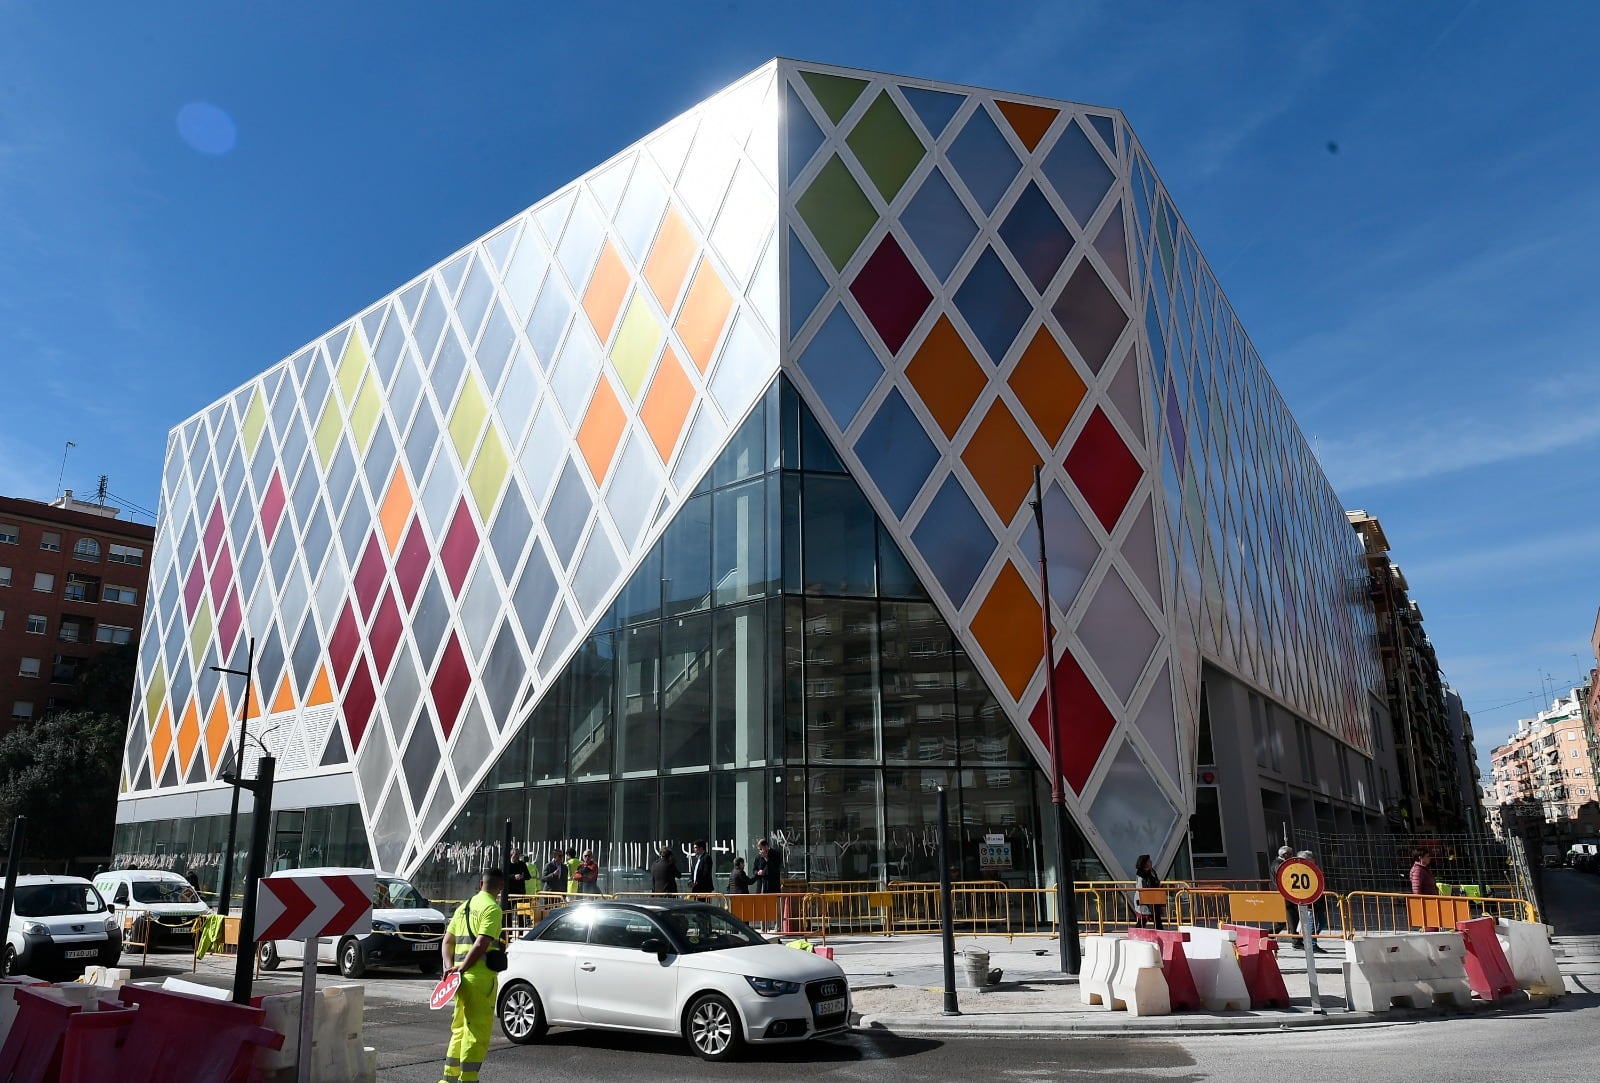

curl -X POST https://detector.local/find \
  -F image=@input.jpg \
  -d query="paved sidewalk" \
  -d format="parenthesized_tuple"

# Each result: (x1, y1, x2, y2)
(827, 932, 1600, 1036)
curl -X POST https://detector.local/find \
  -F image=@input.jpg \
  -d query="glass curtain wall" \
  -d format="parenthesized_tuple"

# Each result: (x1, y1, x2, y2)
(414, 378, 1053, 898)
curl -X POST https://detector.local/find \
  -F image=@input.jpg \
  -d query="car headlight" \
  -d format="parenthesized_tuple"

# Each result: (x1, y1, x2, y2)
(105, 915, 121, 933)
(372, 920, 396, 932)
(22, 922, 48, 936)
(744, 976, 802, 997)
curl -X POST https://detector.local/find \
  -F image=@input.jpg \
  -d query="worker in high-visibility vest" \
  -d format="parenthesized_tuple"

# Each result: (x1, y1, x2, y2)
(438, 868, 505, 1083)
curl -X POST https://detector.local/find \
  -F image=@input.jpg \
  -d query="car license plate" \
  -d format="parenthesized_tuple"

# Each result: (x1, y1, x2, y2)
(814, 996, 845, 1016)
(64, 949, 98, 959)
(413, 941, 435, 951)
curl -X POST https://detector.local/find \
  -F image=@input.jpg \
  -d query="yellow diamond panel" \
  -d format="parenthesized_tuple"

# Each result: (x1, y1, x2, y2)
(241, 388, 266, 458)
(611, 292, 663, 402)
(144, 661, 166, 730)
(313, 394, 343, 467)
(468, 425, 510, 519)
(351, 372, 382, 451)
(336, 329, 368, 405)
(188, 598, 213, 668)
(449, 374, 488, 467)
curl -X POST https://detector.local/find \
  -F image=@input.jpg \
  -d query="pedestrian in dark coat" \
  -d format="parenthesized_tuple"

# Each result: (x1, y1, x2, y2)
(727, 857, 753, 894)
(650, 844, 682, 894)
(752, 838, 783, 893)
(688, 839, 715, 894)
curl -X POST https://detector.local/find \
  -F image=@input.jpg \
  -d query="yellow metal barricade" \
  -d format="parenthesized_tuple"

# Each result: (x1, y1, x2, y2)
(1340, 890, 1536, 934)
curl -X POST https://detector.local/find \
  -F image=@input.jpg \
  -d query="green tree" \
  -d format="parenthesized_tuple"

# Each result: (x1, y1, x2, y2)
(0, 644, 135, 867)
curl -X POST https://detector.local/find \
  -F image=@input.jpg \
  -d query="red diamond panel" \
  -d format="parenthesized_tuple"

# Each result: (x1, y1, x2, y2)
(260, 471, 287, 545)
(440, 499, 478, 597)
(183, 560, 205, 619)
(217, 589, 243, 656)
(395, 519, 430, 609)
(1027, 646, 1117, 794)
(849, 234, 932, 355)
(328, 601, 361, 688)
(342, 659, 377, 752)
(369, 589, 403, 681)
(209, 543, 233, 607)
(353, 534, 387, 619)
(203, 501, 226, 559)
(1064, 407, 1141, 531)
(431, 633, 471, 739)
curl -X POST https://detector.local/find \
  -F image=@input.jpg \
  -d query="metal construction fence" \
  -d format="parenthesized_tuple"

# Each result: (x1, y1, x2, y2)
(485, 879, 1538, 943)
(1286, 829, 1536, 904)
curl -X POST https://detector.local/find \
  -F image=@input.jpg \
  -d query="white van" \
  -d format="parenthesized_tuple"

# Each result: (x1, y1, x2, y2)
(257, 871, 446, 978)
(2, 875, 122, 978)
(93, 870, 212, 948)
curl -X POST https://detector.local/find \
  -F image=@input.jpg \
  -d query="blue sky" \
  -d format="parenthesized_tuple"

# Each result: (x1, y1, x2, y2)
(2, 2, 1595, 774)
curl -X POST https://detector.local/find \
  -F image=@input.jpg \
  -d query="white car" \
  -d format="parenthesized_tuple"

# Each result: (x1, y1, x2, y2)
(257, 871, 446, 977)
(496, 899, 851, 1061)
(2, 875, 122, 978)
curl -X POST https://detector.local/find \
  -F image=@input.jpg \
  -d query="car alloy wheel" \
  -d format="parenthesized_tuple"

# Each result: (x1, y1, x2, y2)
(498, 981, 548, 1044)
(339, 938, 366, 978)
(258, 941, 280, 971)
(686, 992, 743, 1061)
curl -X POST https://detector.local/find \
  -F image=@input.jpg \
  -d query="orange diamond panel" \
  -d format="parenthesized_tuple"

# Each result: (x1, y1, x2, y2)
(674, 258, 733, 373)
(270, 674, 296, 715)
(644, 205, 697, 311)
(378, 466, 413, 554)
(1009, 328, 1087, 447)
(205, 692, 232, 772)
(905, 316, 988, 440)
(582, 240, 631, 341)
(577, 377, 628, 484)
(150, 704, 174, 778)
(962, 399, 1041, 520)
(308, 665, 335, 707)
(969, 561, 1045, 700)
(996, 100, 1059, 152)
(640, 346, 695, 463)
(175, 699, 201, 774)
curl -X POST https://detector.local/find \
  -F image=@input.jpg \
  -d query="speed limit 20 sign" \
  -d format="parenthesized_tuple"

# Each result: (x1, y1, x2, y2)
(1274, 856, 1325, 905)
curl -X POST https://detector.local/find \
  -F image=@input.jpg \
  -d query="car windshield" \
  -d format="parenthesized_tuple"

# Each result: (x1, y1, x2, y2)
(660, 907, 765, 954)
(11, 884, 107, 917)
(132, 880, 201, 905)
(374, 877, 429, 909)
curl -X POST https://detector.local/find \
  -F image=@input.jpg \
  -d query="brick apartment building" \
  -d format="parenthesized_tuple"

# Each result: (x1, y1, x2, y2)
(0, 492, 155, 734)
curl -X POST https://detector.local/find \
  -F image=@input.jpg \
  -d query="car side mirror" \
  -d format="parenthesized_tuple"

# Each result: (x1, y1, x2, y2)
(114, 888, 129, 905)
(639, 938, 668, 956)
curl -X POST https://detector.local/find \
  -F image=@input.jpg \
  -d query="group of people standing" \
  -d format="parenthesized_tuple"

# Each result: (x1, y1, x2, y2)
(648, 837, 784, 896)
(501, 847, 600, 896)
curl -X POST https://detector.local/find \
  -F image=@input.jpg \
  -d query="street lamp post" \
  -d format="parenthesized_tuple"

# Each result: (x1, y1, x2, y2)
(210, 636, 256, 918)
(1028, 466, 1081, 975)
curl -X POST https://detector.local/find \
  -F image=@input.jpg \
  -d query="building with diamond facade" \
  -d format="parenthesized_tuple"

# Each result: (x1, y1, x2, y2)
(113, 61, 1392, 896)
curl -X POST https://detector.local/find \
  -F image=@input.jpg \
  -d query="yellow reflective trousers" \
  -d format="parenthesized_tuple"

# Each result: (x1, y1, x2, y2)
(439, 969, 496, 1083)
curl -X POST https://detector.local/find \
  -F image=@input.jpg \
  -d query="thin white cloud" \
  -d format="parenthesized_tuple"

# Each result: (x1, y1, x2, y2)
(1410, 526, 1600, 582)
(1318, 403, 1600, 490)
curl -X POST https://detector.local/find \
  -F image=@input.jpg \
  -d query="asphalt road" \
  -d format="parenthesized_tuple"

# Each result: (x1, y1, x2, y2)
(1540, 867, 1600, 935)
(366, 996, 1600, 1082)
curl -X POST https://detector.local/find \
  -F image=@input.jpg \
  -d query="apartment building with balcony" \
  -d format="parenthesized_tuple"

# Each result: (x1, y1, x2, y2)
(1348, 510, 1476, 832)
(0, 492, 155, 734)
(1489, 688, 1596, 833)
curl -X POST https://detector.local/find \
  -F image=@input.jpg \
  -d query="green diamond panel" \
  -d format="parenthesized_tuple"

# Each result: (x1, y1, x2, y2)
(796, 155, 878, 271)
(800, 70, 868, 124)
(846, 91, 925, 201)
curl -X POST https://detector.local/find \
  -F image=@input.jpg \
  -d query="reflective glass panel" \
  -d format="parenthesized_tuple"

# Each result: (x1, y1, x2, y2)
(662, 612, 713, 771)
(802, 474, 875, 597)
(803, 598, 879, 763)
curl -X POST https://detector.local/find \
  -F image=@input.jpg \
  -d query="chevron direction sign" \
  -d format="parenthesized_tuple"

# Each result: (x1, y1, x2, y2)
(256, 869, 374, 941)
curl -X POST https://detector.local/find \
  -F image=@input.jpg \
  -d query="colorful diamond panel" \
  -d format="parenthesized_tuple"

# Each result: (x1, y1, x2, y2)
(124, 64, 782, 875)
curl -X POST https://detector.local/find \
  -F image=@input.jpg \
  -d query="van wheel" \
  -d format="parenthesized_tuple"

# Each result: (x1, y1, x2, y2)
(258, 941, 280, 971)
(2, 945, 17, 977)
(419, 954, 442, 977)
(339, 938, 366, 978)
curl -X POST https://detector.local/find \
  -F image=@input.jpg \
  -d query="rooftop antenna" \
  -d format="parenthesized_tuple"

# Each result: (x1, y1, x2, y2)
(56, 440, 76, 498)
(96, 475, 108, 505)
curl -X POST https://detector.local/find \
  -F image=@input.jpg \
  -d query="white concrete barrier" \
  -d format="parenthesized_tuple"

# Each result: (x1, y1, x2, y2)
(1496, 919, 1563, 997)
(1344, 933, 1471, 1012)
(1110, 938, 1171, 1016)
(1080, 935, 1123, 1008)
(257, 982, 373, 1083)
(1178, 925, 1248, 1011)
